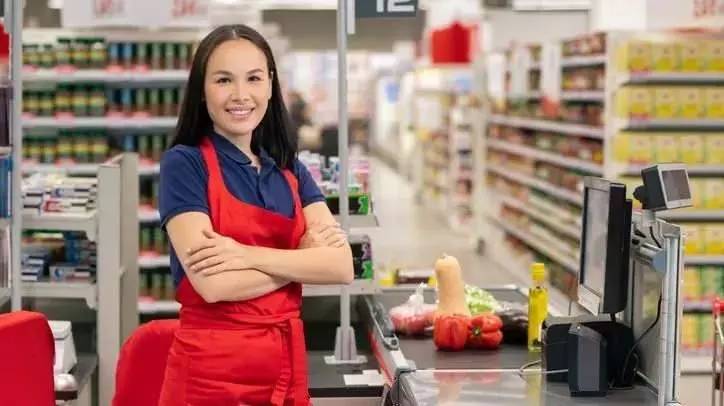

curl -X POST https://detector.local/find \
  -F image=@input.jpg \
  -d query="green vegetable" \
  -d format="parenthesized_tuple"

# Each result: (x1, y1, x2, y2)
(464, 285, 501, 315)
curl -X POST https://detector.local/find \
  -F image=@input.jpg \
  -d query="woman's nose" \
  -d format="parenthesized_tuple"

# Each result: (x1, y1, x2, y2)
(231, 82, 251, 102)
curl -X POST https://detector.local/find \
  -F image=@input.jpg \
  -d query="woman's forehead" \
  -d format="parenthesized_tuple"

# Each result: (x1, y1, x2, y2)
(207, 39, 268, 72)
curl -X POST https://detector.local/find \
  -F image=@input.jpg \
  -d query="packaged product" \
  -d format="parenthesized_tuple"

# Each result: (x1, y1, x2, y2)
(705, 179, 724, 209)
(679, 134, 705, 164)
(683, 266, 701, 300)
(704, 40, 724, 71)
(689, 178, 705, 209)
(655, 135, 679, 163)
(616, 40, 651, 72)
(704, 88, 724, 118)
(683, 224, 705, 255)
(682, 314, 698, 350)
(678, 87, 705, 119)
(680, 40, 706, 71)
(704, 225, 724, 255)
(699, 266, 721, 299)
(699, 313, 714, 349)
(630, 134, 655, 164)
(651, 42, 679, 71)
(654, 87, 678, 118)
(616, 86, 653, 119)
(705, 135, 724, 164)
(389, 284, 436, 336)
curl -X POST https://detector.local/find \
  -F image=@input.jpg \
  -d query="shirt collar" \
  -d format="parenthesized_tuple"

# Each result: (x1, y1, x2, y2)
(210, 131, 276, 168)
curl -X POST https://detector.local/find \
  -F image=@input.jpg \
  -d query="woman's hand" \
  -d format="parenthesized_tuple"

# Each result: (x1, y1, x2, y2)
(185, 229, 251, 276)
(299, 222, 348, 249)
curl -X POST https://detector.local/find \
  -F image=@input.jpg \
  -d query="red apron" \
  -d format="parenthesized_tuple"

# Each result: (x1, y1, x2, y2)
(158, 137, 310, 406)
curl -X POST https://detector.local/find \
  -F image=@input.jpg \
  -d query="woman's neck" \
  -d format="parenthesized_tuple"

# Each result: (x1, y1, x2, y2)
(214, 127, 260, 168)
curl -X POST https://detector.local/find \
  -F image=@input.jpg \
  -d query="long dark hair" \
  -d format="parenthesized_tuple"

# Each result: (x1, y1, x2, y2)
(172, 24, 296, 170)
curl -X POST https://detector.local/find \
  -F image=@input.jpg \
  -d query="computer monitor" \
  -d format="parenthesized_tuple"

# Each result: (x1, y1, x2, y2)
(578, 178, 633, 315)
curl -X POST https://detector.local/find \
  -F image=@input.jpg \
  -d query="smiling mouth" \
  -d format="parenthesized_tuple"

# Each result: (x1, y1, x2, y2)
(226, 107, 254, 118)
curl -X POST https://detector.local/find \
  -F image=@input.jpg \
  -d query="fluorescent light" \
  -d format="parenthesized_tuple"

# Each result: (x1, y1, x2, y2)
(48, 0, 63, 9)
(513, 0, 591, 10)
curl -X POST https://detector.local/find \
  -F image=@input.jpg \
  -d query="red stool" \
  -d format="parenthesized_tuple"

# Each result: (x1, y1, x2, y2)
(112, 319, 179, 406)
(0, 311, 55, 406)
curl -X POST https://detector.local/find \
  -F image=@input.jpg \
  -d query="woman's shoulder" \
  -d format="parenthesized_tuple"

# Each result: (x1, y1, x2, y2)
(160, 144, 207, 176)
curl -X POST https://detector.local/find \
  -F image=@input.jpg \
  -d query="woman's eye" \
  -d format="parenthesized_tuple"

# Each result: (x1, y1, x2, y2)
(216, 77, 231, 84)
(249, 76, 262, 82)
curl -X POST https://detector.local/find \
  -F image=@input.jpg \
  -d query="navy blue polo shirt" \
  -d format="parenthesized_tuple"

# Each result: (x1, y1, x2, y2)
(159, 131, 325, 286)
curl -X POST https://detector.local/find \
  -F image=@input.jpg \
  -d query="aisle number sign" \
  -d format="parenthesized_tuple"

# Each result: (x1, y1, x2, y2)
(62, 0, 209, 28)
(357, 0, 418, 18)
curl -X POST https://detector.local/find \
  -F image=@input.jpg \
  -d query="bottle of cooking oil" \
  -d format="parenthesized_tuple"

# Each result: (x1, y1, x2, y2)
(528, 262, 548, 352)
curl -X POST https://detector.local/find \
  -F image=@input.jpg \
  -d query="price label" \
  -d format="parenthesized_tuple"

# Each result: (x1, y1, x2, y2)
(165, 0, 210, 27)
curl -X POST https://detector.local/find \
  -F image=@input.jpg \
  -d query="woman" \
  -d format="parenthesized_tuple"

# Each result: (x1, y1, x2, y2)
(157, 24, 354, 406)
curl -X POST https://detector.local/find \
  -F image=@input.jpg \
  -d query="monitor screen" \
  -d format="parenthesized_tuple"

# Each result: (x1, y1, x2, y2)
(662, 169, 691, 201)
(582, 187, 610, 298)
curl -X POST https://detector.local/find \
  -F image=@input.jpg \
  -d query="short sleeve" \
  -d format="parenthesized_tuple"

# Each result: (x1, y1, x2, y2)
(293, 159, 325, 207)
(159, 146, 209, 229)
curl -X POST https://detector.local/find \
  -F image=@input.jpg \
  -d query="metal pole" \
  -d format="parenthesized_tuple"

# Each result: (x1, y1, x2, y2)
(9, 0, 23, 311)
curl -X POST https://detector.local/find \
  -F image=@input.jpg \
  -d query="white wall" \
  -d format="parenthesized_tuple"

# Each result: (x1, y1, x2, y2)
(483, 9, 590, 51)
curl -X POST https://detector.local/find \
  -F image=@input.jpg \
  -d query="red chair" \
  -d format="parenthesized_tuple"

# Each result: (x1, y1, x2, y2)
(0, 311, 55, 406)
(112, 319, 179, 406)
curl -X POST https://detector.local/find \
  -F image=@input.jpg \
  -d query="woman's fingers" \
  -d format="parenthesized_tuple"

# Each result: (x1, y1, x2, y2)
(185, 246, 221, 269)
(187, 238, 217, 256)
(189, 255, 224, 273)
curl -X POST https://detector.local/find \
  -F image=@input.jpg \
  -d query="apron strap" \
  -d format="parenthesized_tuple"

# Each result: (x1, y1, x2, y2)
(269, 318, 309, 406)
(282, 170, 303, 215)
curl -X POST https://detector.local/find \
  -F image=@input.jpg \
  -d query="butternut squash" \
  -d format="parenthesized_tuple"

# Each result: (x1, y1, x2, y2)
(434, 254, 471, 317)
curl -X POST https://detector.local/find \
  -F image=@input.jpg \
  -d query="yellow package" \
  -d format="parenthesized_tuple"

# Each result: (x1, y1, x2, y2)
(680, 40, 706, 71)
(705, 225, 724, 255)
(705, 135, 724, 164)
(704, 88, 724, 118)
(683, 266, 701, 300)
(629, 134, 655, 164)
(651, 42, 679, 71)
(617, 40, 652, 72)
(683, 224, 705, 255)
(616, 86, 653, 118)
(689, 179, 705, 209)
(705, 179, 724, 209)
(682, 314, 698, 350)
(704, 40, 724, 72)
(679, 134, 705, 164)
(655, 135, 679, 162)
(654, 87, 679, 118)
(678, 87, 705, 119)
(613, 133, 630, 162)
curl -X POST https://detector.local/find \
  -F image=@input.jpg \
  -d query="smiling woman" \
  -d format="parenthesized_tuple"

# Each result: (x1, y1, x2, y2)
(150, 24, 354, 406)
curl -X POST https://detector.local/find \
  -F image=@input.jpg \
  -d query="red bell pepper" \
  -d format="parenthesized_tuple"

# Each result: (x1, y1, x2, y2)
(433, 314, 470, 351)
(467, 314, 503, 349)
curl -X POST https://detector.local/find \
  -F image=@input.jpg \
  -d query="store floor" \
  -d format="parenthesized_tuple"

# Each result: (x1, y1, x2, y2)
(365, 157, 708, 406)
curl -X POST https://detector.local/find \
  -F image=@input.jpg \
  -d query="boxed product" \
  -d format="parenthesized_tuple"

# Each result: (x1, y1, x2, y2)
(682, 314, 699, 350)
(683, 224, 706, 255)
(616, 86, 653, 118)
(705, 135, 724, 164)
(704, 40, 724, 71)
(617, 40, 652, 72)
(683, 266, 701, 300)
(700, 313, 714, 349)
(679, 134, 705, 164)
(651, 42, 679, 71)
(705, 179, 724, 209)
(678, 87, 705, 119)
(655, 135, 679, 162)
(654, 87, 679, 118)
(699, 266, 723, 299)
(680, 40, 706, 71)
(630, 134, 655, 163)
(705, 226, 724, 255)
(689, 179, 705, 208)
(704, 88, 724, 118)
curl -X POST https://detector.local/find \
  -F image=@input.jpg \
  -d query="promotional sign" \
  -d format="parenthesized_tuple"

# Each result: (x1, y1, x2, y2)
(61, 0, 209, 28)
(160, 0, 210, 28)
(356, 0, 418, 18)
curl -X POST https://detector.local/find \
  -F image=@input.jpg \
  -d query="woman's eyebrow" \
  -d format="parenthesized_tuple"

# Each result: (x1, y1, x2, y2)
(247, 68, 265, 75)
(210, 70, 234, 76)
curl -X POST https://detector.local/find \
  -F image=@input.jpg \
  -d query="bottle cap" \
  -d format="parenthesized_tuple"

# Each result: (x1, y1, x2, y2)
(531, 262, 546, 283)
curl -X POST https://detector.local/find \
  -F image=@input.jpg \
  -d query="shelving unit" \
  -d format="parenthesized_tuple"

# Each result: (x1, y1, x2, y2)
(487, 164, 583, 205)
(138, 254, 171, 269)
(18, 154, 139, 406)
(22, 116, 177, 129)
(23, 68, 189, 83)
(487, 114, 604, 139)
(487, 139, 603, 174)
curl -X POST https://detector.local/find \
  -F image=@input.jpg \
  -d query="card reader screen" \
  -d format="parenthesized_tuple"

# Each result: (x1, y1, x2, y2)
(662, 170, 691, 201)
(583, 188, 609, 297)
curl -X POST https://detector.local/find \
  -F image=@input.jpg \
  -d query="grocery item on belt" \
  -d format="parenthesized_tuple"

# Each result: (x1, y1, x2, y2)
(465, 284, 502, 315)
(388, 283, 436, 336)
(434, 254, 471, 318)
(433, 314, 469, 351)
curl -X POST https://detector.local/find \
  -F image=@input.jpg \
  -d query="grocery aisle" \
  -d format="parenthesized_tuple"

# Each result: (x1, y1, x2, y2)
(364, 157, 527, 289)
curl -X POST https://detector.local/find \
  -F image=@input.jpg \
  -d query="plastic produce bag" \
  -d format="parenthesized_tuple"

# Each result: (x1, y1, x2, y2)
(495, 301, 528, 345)
(464, 285, 502, 315)
(389, 284, 437, 336)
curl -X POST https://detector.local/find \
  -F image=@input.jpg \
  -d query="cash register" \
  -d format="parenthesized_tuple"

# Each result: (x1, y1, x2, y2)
(544, 164, 692, 399)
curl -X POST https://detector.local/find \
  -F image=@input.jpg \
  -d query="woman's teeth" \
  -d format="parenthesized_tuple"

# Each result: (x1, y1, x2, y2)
(227, 108, 253, 118)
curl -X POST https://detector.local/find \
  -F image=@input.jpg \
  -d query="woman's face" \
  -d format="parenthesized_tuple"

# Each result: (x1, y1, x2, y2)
(204, 39, 272, 140)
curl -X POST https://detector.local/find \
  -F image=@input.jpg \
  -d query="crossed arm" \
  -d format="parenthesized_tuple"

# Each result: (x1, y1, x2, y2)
(166, 201, 354, 303)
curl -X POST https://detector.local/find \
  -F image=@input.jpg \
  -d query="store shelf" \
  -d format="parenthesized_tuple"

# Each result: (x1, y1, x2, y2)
(23, 68, 188, 83)
(617, 118, 724, 131)
(560, 91, 605, 102)
(487, 139, 603, 174)
(21, 281, 97, 308)
(138, 300, 180, 314)
(681, 354, 712, 374)
(302, 279, 380, 297)
(487, 214, 579, 274)
(488, 114, 604, 139)
(500, 195, 581, 240)
(138, 255, 171, 269)
(22, 116, 177, 129)
(487, 164, 583, 206)
(23, 163, 160, 176)
(334, 214, 379, 228)
(683, 300, 712, 312)
(620, 72, 724, 85)
(561, 54, 606, 67)
(659, 210, 724, 221)
(509, 91, 541, 100)
(23, 211, 97, 241)
(0, 146, 10, 155)
(138, 208, 161, 223)
(621, 164, 724, 177)
(685, 256, 724, 266)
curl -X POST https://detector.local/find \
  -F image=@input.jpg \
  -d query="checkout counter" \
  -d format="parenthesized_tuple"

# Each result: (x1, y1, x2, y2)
(304, 166, 689, 406)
